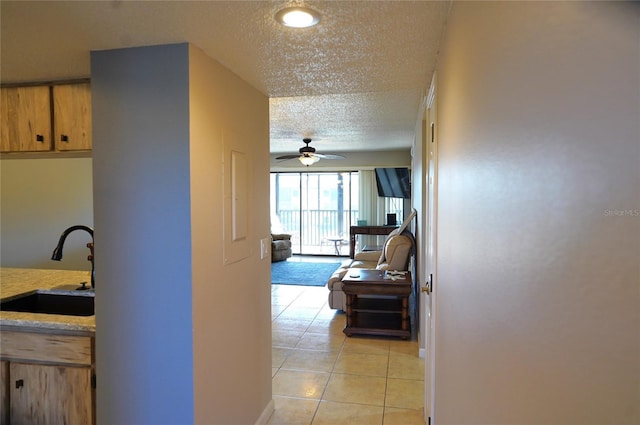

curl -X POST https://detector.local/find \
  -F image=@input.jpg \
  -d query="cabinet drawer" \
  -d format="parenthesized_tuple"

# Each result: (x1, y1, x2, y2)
(1, 331, 92, 366)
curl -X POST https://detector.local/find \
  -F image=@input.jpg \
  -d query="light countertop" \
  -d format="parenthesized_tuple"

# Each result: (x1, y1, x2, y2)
(1, 267, 95, 335)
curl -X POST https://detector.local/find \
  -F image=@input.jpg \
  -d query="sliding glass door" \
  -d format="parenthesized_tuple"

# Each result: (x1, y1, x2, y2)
(271, 172, 358, 255)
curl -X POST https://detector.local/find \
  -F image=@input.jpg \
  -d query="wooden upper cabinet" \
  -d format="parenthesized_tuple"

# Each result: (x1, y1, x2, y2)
(0, 86, 52, 152)
(53, 83, 92, 151)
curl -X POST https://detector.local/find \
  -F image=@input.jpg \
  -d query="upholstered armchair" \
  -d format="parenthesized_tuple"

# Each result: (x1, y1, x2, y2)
(271, 233, 292, 262)
(326, 229, 414, 310)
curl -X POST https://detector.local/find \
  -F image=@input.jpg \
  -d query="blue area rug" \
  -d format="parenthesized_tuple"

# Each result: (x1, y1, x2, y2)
(271, 261, 341, 286)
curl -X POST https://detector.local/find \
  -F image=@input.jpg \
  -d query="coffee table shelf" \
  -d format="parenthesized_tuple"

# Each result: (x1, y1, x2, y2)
(341, 269, 412, 339)
(351, 297, 403, 314)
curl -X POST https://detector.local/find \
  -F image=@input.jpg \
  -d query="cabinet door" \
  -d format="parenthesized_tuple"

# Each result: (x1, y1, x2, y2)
(0, 361, 7, 425)
(0, 86, 52, 152)
(10, 363, 92, 425)
(53, 83, 92, 151)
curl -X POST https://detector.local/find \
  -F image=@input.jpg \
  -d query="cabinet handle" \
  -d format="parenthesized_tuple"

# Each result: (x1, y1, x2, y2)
(60, 134, 69, 142)
(15, 379, 24, 389)
(36, 134, 44, 142)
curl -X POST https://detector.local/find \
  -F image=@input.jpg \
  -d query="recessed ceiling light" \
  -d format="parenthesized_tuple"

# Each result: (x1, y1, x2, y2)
(275, 6, 320, 28)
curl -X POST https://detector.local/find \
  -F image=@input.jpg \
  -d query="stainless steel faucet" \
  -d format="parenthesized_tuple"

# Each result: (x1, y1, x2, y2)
(51, 225, 95, 288)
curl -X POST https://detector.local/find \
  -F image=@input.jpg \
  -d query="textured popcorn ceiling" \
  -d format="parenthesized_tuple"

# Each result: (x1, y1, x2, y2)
(1, 1, 450, 154)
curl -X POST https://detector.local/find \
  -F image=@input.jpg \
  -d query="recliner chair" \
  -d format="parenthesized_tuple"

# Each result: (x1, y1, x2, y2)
(271, 233, 292, 262)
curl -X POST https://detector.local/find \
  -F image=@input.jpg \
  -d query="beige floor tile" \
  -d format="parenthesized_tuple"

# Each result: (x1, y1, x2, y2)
(282, 349, 340, 373)
(272, 293, 303, 306)
(383, 407, 426, 425)
(273, 347, 292, 368)
(314, 307, 343, 320)
(311, 400, 383, 425)
(322, 373, 386, 406)
(273, 318, 313, 332)
(292, 292, 329, 308)
(388, 339, 420, 355)
(307, 317, 345, 334)
(272, 297, 299, 306)
(296, 332, 345, 351)
(272, 369, 330, 399)
(272, 305, 288, 314)
(267, 396, 319, 425)
(333, 351, 389, 377)
(271, 282, 428, 421)
(273, 330, 304, 348)
(385, 378, 424, 410)
(280, 306, 323, 320)
(388, 351, 425, 380)
(342, 337, 390, 355)
(272, 285, 305, 297)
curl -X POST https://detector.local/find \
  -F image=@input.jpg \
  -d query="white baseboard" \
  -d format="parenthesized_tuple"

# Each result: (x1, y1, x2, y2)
(255, 399, 275, 425)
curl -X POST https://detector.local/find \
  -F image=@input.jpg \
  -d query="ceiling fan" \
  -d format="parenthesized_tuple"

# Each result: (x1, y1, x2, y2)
(275, 138, 345, 166)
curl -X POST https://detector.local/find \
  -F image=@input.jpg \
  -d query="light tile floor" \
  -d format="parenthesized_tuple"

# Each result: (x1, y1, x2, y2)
(269, 280, 426, 425)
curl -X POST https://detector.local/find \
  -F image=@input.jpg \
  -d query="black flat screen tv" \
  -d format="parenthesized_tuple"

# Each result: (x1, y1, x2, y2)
(374, 167, 411, 199)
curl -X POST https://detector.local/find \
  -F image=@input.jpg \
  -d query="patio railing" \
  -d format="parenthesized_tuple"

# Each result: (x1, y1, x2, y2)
(277, 209, 357, 255)
(275, 207, 403, 255)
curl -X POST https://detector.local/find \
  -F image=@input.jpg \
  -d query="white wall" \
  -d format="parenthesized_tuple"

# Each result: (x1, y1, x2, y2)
(91, 43, 271, 424)
(188, 44, 272, 424)
(434, 2, 639, 424)
(0, 157, 93, 270)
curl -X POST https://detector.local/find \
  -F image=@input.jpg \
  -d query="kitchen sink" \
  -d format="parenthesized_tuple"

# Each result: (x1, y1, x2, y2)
(1, 290, 94, 316)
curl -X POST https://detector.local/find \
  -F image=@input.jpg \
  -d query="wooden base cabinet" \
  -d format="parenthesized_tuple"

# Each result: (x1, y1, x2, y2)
(10, 363, 92, 425)
(1, 361, 7, 425)
(0, 331, 94, 425)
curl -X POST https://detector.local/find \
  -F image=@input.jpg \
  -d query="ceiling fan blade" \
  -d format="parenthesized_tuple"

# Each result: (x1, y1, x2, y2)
(275, 154, 301, 160)
(314, 153, 345, 160)
(275, 139, 344, 163)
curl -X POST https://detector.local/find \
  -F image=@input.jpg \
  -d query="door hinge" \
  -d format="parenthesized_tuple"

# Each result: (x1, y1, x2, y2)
(91, 373, 96, 389)
(428, 416, 431, 425)
(421, 273, 434, 294)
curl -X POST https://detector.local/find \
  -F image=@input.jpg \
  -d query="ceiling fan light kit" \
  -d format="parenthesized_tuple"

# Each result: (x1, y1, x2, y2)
(299, 155, 320, 166)
(275, 6, 320, 28)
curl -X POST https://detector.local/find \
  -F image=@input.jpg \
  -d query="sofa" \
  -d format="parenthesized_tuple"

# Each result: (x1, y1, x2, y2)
(327, 228, 414, 310)
(271, 233, 292, 262)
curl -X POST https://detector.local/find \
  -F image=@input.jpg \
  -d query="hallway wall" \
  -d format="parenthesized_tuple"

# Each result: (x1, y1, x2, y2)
(434, 2, 639, 423)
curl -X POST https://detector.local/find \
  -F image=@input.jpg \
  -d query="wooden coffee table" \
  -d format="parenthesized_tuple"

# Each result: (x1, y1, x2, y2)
(341, 268, 412, 339)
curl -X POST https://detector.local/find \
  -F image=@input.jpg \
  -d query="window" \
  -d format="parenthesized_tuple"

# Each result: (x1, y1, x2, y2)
(271, 172, 358, 255)
(271, 170, 407, 256)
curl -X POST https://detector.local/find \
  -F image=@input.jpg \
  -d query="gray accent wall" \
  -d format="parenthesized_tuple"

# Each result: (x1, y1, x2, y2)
(91, 43, 271, 424)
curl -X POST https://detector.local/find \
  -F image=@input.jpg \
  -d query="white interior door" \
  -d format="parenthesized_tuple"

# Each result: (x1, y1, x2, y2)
(423, 78, 438, 424)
